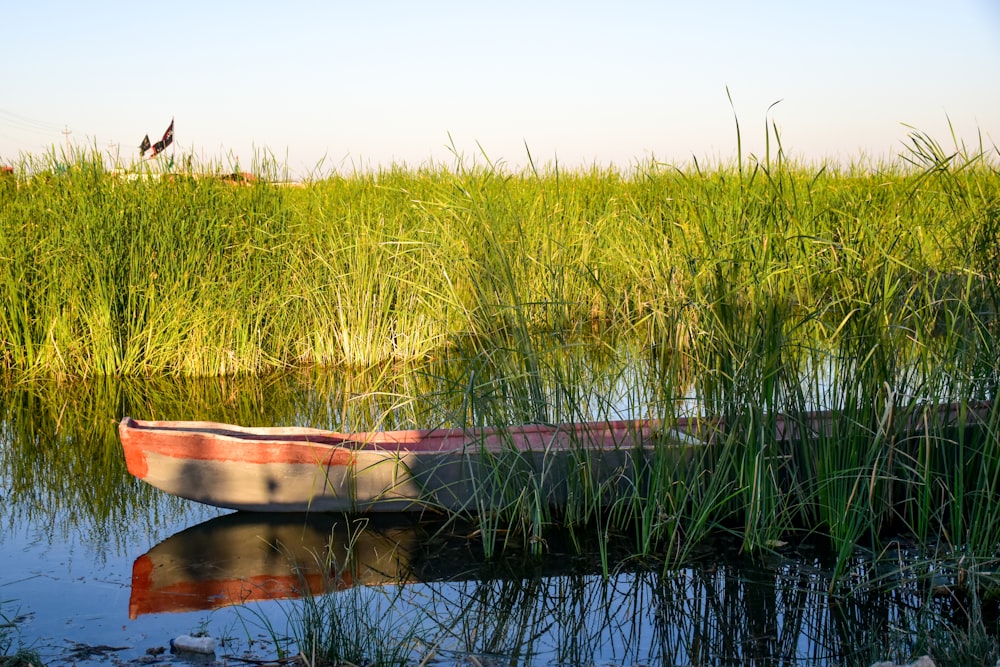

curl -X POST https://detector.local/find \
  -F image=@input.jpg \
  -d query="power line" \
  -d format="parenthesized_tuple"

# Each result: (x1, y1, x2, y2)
(0, 108, 63, 137)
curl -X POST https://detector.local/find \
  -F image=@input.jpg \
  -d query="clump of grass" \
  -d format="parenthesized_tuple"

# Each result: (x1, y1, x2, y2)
(1, 600, 41, 667)
(234, 518, 427, 667)
(0, 650, 43, 667)
(290, 586, 418, 667)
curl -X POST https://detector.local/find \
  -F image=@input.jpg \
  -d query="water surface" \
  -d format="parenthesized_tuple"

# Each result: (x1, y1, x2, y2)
(0, 372, 993, 666)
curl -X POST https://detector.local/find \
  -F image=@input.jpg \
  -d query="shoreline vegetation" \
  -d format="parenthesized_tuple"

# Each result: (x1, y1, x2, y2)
(3, 130, 1000, 570)
(0, 132, 995, 380)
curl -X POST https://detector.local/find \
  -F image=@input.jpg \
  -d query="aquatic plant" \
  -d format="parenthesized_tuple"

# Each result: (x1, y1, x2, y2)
(2, 127, 999, 578)
(0, 600, 41, 667)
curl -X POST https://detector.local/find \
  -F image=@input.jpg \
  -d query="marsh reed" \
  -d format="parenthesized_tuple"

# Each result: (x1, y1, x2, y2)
(2, 131, 999, 572)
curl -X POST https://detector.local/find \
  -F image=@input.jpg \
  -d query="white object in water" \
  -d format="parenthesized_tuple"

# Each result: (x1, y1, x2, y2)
(170, 635, 217, 654)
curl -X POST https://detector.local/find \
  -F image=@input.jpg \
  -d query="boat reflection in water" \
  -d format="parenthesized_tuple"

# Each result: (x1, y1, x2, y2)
(129, 512, 428, 618)
(131, 513, 999, 666)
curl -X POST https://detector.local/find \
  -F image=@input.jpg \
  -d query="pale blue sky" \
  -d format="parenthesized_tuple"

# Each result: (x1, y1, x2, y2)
(2, 1, 999, 176)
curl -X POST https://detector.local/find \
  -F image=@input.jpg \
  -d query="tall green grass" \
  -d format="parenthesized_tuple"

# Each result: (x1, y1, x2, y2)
(2, 131, 999, 573)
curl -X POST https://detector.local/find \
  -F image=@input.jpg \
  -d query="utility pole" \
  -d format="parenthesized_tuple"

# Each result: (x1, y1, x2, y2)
(107, 140, 119, 172)
(62, 126, 71, 153)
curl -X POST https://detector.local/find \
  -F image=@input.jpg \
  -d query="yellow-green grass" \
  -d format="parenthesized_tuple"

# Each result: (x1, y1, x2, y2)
(0, 137, 994, 382)
(3, 132, 1000, 572)
(0, 139, 997, 381)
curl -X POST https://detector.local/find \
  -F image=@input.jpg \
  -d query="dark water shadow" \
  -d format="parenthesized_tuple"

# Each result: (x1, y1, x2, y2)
(129, 512, 1000, 667)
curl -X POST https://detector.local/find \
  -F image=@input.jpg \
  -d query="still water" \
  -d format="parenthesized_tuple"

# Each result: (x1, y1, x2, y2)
(0, 371, 993, 666)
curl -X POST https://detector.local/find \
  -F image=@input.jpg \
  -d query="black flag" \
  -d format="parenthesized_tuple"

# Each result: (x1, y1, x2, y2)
(149, 119, 174, 157)
(161, 119, 174, 147)
(139, 134, 151, 156)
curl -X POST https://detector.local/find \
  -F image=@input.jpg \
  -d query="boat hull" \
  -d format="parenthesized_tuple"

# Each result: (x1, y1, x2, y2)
(119, 400, 992, 513)
(119, 417, 705, 512)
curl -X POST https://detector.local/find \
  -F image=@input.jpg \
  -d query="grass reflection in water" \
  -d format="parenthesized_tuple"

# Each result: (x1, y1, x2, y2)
(136, 511, 1000, 667)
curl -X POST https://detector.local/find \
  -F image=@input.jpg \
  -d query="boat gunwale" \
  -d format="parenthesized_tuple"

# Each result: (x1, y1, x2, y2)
(118, 415, 692, 453)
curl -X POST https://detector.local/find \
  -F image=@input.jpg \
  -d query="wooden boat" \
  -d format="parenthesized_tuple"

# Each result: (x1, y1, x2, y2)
(119, 401, 992, 514)
(119, 417, 710, 513)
